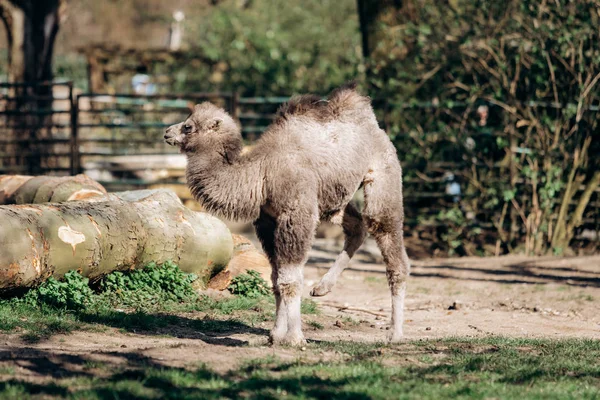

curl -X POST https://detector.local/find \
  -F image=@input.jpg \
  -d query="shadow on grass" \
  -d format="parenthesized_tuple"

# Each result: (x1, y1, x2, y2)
(75, 310, 270, 347)
(9, 307, 269, 347)
(2, 338, 600, 399)
(0, 347, 367, 400)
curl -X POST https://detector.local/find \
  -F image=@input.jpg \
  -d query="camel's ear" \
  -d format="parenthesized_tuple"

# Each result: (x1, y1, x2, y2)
(209, 118, 223, 131)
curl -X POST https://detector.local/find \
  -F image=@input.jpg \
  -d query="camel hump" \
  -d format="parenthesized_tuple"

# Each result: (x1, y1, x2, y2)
(326, 80, 371, 117)
(274, 81, 370, 125)
(276, 94, 325, 121)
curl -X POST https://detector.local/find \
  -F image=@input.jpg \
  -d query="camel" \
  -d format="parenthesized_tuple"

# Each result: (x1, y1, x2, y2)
(164, 82, 410, 346)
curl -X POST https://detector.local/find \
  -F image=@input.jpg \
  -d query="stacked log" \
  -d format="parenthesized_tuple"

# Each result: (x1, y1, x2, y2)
(0, 174, 107, 204)
(0, 190, 233, 292)
(0, 174, 271, 294)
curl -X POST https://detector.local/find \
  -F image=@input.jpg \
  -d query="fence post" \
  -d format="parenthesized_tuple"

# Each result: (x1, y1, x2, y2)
(70, 91, 80, 175)
(230, 91, 239, 121)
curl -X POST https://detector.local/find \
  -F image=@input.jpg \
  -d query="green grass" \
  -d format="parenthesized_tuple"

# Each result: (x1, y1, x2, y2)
(301, 299, 320, 315)
(0, 337, 599, 399)
(307, 320, 324, 330)
(0, 264, 282, 342)
(0, 295, 275, 343)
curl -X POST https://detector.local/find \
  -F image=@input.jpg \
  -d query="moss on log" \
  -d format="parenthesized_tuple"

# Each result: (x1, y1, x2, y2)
(0, 174, 107, 204)
(0, 190, 233, 292)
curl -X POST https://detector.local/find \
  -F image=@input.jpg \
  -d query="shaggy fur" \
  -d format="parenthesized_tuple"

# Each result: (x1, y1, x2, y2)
(165, 82, 411, 345)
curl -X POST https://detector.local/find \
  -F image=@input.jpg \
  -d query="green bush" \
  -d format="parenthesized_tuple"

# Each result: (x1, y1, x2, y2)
(368, 0, 600, 254)
(17, 262, 197, 312)
(179, 0, 361, 96)
(24, 270, 93, 311)
(228, 270, 271, 298)
(100, 261, 198, 308)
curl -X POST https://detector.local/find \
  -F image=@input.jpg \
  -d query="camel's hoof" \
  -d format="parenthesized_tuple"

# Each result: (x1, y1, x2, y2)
(310, 283, 331, 297)
(269, 330, 287, 345)
(270, 332, 306, 347)
(387, 331, 404, 343)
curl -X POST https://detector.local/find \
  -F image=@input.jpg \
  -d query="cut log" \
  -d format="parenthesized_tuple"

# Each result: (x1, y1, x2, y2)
(0, 190, 233, 293)
(208, 234, 271, 291)
(0, 174, 107, 204)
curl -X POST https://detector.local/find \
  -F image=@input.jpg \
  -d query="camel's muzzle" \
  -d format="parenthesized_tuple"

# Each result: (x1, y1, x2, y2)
(164, 124, 182, 146)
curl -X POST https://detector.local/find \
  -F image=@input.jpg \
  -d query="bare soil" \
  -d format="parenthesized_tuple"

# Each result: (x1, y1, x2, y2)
(1, 238, 599, 382)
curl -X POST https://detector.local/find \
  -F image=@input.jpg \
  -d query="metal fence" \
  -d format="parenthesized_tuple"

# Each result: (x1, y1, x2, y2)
(0, 81, 76, 175)
(74, 92, 236, 192)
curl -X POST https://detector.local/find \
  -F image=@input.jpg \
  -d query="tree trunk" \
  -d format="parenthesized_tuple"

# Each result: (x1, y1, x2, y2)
(356, 0, 415, 84)
(0, 174, 107, 204)
(0, 0, 62, 173)
(0, 190, 233, 293)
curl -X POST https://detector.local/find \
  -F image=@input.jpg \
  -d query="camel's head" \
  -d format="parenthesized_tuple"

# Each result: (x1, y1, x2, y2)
(164, 102, 242, 162)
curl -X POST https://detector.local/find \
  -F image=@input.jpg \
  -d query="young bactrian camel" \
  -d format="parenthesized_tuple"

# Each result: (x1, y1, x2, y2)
(164, 82, 410, 346)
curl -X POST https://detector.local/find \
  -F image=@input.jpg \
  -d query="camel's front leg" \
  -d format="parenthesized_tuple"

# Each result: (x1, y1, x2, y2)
(270, 268, 288, 343)
(274, 264, 305, 346)
(270, 209, 316, 346)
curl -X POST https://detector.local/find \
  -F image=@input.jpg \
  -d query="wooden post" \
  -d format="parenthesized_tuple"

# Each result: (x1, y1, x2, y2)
(70, 91, 80, 175)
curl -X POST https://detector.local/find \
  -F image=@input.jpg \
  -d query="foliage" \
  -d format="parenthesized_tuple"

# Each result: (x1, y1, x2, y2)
(368, 0, 600, 254)
(228, 270, 271, 298)
(178, 0, 361, 96)
(22, 270, 94, 311)
(100, 261, 198, 309)
(432, 206, 483, 256)
(0, 262, 282, 342)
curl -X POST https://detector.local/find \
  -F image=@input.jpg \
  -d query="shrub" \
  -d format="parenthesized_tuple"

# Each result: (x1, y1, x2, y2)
(100, 261, 198, 308)
(368, 0, 600, 254)
(228, 270, 271, 298)
(24, 270, 93, 311)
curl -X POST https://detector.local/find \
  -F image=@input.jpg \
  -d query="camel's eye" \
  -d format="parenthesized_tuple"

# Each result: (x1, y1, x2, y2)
(183, 124, 192, 134)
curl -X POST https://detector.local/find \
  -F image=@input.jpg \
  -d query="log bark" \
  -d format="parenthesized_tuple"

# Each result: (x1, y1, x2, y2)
(0, 190, 233, 293)
(0, 174, 107, 204)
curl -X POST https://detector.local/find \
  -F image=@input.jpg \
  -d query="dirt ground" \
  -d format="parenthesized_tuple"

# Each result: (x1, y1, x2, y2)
(1, 238, 599, 381)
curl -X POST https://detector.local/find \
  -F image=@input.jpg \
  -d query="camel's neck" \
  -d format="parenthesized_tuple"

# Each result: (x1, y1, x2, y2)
(186, 152, 264, 222)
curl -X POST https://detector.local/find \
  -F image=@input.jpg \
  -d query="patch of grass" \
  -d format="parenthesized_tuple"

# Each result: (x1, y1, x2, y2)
(307, 320, 324, 330)
(0, 263, 324, 343)
(414, 286, 432, 294)
(559, 292, 595, 302)
(364, 276, 383, 284)
(0, 301, 82, 343)
(228, 270, 271, 298)
(0, 263, 274, 342)
(3, 337, 598, 399)
(301, 299, 320, 315)
(339, 315, 359, 326)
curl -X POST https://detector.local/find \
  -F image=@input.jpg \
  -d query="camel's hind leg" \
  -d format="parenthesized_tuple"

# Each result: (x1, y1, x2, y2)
(310, 203, 367, 297)
(363, 163, 411, 342)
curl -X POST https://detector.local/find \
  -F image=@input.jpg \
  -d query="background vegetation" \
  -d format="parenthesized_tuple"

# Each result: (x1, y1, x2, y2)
(0, 0, 598, 256)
